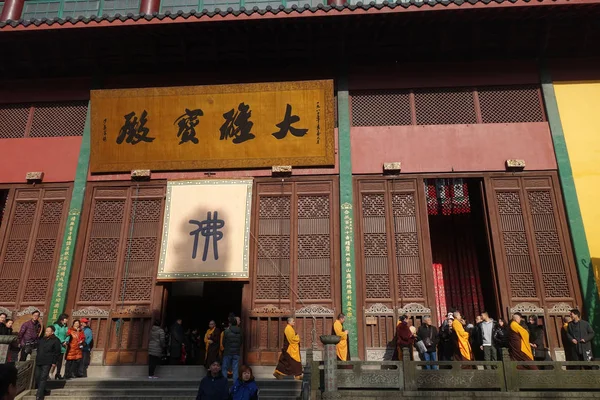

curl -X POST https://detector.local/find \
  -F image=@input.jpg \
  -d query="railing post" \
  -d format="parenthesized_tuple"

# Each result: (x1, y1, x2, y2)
(402, 347, 416, 391)
(0, 335, 17, 363)
(501, 347, 514, 392)
(301, 347, 313, 400)
(320, 335, 341, 399)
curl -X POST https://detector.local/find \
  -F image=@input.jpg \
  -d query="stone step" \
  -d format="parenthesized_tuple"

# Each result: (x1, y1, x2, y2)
(23, 378, 302, 399)
(45, 378, 301, 389)
(23, 396, 297, 400)
(29, 387, 300, 395)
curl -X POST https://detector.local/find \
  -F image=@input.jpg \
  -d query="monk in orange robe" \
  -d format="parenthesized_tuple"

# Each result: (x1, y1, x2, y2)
(509, 312, 536, 370)
(203, 320, 220, 369)
(333, 314, 349, 361)
(451, 311, 472, 362)
(274, 318, 303, 380)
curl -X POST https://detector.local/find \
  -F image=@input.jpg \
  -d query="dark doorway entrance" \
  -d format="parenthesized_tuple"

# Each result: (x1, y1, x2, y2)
(164, 281, 243, 364)
(425, 178, 498, 323)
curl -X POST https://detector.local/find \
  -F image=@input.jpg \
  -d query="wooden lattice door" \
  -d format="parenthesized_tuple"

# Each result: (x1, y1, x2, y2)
(71, 183, 165, 365)
(485, 173, 581, 354)
(248, 177, 339, 365)
(355, 178, 433, 361)
(0, 185, 70, 318)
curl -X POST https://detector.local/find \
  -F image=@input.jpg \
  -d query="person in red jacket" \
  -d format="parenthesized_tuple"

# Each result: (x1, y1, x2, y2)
(396, 315, 415, 360)
(64, 320, 85, 379)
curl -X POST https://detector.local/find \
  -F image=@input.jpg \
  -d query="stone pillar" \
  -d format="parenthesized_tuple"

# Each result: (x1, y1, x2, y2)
(139, 0, 160, 15)
(0, 0, 25, 21)
(320, 335, 341, 399)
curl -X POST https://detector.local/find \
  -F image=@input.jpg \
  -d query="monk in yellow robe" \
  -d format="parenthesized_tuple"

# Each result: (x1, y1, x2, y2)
(509, 312, 536, 369)
(274, 318, 303, 380)
(203, 320, 220, 369)
(451, 311, 472, 362)
(333, 314, 349, 361)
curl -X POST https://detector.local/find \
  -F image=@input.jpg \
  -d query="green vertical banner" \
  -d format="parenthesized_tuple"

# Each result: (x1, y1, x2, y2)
(49, 103, 91, 323)
(540, 68, 600, 355)
(337, 75, 359, 358)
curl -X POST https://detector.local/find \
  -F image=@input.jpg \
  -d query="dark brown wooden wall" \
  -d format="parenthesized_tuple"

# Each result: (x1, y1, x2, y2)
(485, 173, 581, 353)
(0, 184, 71, 320)
(69, 182, 165, 365)
(355, 173, 581, 359)
(247, 177, 340, 365)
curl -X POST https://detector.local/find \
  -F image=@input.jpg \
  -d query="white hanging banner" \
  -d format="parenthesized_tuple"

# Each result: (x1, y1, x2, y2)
(158, 179, 252, 280)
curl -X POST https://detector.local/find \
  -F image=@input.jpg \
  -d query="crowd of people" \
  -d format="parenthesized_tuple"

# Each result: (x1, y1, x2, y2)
(0, 310, 94, 400)
(146, 312, 258, 400)
(1, 307, 596, 400)
(392, 308, 595, 368)
(148, 313, 243, 380)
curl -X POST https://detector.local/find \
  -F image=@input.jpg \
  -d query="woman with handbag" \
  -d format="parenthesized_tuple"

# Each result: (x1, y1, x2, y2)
(416, 316, 439, 370)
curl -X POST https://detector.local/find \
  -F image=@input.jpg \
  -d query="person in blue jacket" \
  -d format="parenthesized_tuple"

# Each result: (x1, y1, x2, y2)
(230, 365, 259, 400)
(196, 361, 229, 400)
(52, 314, 69, 380)
(79, 318, 93, 378)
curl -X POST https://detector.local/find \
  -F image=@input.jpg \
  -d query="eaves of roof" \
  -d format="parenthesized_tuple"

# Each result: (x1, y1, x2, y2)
(0, 0, 598, 31)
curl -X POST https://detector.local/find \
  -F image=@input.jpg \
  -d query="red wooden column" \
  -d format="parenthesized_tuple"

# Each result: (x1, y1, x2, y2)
(0, 0, 25, 21)
(327, 0, 347, 5)
(139, 0, 160, 14)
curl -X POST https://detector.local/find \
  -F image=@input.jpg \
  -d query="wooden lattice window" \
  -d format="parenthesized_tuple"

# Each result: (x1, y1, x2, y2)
(350, 85, 546, 127)
(0, 102, 87, 138)
(0, 186, 70, 308)
(250, 179, 338, 353)
(357, 178, 429, 309)
(487, 175, 578, 305)
(74, 184, 165, 309)
(253, 179, 337, 308)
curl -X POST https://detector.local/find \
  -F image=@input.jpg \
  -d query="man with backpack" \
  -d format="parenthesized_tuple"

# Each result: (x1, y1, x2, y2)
(79, 319, 93, 378)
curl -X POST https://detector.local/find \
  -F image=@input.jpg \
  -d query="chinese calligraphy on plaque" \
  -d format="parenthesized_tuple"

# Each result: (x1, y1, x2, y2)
(158, 180, 252, 280)
(91, 80, 334, 173)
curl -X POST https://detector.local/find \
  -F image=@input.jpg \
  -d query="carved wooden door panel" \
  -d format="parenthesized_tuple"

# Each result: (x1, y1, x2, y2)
(485, 174, 581, 355)
(71, 183, 165, 365)
(0, 186, 70, 320)
(355, 178, 433, 361)
(248, 177, 339, 365)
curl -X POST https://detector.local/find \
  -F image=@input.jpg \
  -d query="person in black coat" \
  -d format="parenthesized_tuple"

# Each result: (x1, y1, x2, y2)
(493, 318, 509, 360)
(0, 313, 8, 335)
(528, 315, 551, 362)
(196, 361, 229, 400)
(35, 326, 62, 400)
(416, 316, 439, 370)
(169, 319, 184, 365)
(567, 309, 595, 362)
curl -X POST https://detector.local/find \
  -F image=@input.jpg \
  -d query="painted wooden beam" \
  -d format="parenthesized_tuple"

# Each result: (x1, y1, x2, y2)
(337, 74, 359, 358)
(48, 102, 91, 323)
(540, 68, 600, 354)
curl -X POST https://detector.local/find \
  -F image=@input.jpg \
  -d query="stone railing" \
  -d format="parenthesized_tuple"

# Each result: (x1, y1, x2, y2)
(1, 335, 37, 396)
(312, 343, 600, 397)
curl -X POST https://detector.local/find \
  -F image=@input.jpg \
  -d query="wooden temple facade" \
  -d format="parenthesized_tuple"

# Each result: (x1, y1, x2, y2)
(1, 0, 600, 366)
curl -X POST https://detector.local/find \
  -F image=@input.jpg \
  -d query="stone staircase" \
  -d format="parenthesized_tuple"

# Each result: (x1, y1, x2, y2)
(20, 377, 302, 400)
